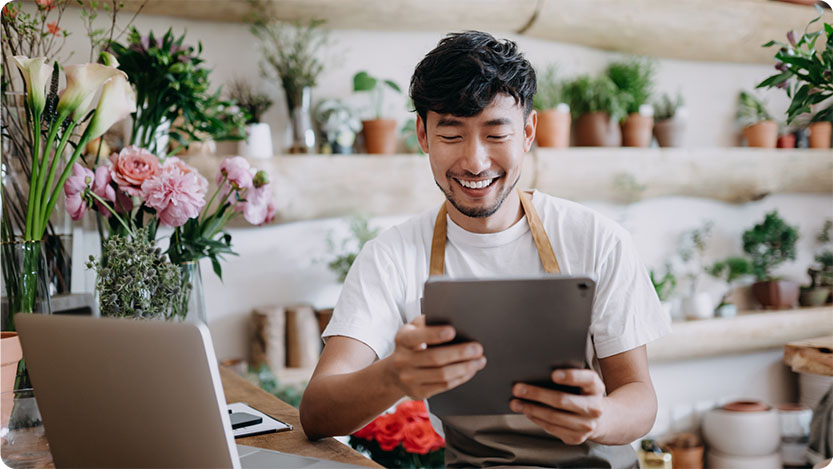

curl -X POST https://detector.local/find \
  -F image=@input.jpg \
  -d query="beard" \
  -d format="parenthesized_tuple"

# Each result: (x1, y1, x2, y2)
(436, 173, 520, 219)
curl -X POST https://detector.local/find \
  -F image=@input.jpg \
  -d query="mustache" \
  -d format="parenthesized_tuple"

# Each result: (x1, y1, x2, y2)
(446, 170, 504, 180)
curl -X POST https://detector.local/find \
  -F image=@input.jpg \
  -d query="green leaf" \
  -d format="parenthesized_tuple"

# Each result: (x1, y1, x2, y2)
(384, 79, 401, 93)
(353, 71, 376, 92)
(757, 71, 791, 89)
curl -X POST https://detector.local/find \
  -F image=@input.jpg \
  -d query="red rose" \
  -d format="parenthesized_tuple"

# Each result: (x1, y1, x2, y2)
(430, 431, 446, 452)
(396, 400, 430, 423)
(373, 413, 405, 451)
(352, 418, 377, 441)
(402, 419, 439, 455)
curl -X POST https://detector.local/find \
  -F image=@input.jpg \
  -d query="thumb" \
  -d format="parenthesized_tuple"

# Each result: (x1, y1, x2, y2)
(411, 315, 426, 327)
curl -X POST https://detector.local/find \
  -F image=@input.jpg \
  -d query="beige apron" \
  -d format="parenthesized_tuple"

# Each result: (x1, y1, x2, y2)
(428, 189, 638, 468)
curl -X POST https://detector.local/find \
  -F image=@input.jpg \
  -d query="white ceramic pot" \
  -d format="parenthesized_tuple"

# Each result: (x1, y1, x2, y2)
(238, 123, 274, 159)
(702, 404, 781, 457)
(706, 449, 781, 469)
(714, 303, 737, 318)
(778, 403, 812, 466)
(683, 292, 713, 320)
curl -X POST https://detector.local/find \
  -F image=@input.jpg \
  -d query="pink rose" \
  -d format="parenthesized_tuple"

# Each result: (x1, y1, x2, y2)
(141, 164, 206, 227)
(163, 157, 208, 195)
(64, 163, 93, 220)
(218, 156, 253, 193)
(91, 166, 117, 217)
(110, 145, 161, 197)
(263, 199, 277, 225)
(237, 184, 273, 225)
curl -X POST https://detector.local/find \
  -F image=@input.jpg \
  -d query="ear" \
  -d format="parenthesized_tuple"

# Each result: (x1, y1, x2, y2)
(416, 114, 430, 154)
(523, 110, 537, 152)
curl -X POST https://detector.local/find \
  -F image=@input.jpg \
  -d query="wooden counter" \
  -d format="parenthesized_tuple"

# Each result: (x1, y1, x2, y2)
(219, 367, 380, 467)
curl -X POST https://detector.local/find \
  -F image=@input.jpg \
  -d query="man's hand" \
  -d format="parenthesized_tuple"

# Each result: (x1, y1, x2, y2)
(510, 369, 608, 445)
(387, 315, 487, 400)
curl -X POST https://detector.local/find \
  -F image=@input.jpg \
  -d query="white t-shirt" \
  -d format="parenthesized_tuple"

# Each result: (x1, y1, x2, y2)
(323, 191, 671, 374)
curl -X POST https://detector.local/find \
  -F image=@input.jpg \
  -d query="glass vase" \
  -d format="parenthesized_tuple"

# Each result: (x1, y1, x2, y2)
(1, 241, 53, 331)
(174, 261, 207, 325)
(1, 388, 53, 468)
(285, 86, 316, 154)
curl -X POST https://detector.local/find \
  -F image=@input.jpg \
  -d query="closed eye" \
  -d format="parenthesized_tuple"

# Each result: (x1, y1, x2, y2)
(487, 135, 509, 140)
(439, 135, 461, 142)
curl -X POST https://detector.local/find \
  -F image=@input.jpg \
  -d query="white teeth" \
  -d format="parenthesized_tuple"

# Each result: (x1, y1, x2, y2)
(458, 178, 494, 189)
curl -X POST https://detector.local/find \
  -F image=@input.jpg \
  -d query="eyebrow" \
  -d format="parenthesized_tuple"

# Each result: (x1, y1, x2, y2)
(434, 117, 513, 127)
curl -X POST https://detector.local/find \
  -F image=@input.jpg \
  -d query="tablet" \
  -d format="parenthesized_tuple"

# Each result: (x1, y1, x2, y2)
(423, 275, 595, 417)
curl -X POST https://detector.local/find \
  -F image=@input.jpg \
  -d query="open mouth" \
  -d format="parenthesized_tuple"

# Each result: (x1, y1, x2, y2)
(454, 177, 497, 190)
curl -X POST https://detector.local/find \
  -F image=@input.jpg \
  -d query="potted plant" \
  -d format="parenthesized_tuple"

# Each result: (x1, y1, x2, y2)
(533, 65, 570, 148)
(315, 99, 361, 154)
(707, 257, 752, 317)
(228, 78, 274, 159)
(742, 211, 800, 309)
(757, 8, 832, 149)
(801, 220, 833, 306)
(737, 91, 778, 148)
(677, 222, 715, 319)
(653, 92, 687, 147)
(252, 18, 329, 154)
(353, 71, 402, 155)
(563, 75, 625, 147)
(607, 59, 655, 147)
(650, 264, 676, 319)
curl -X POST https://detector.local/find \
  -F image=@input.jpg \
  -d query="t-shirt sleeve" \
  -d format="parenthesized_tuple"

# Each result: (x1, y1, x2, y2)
(590, 230, 671, 359)
(322, 238, 405, 359)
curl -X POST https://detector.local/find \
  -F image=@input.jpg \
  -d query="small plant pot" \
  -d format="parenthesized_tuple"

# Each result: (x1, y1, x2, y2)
(808, 121, 832, 149)
(362, 119, 398, 155)
(536, 107, 571, 148)
(743, 120, 778, 148)
(238, 122, 274, 159)
(799, 287, 831, 307)
(653, 118, 685, 147)
(777, 133, 796, 148)
(752, 279, 800, 309)
(683, 292, 713, 320)
(715, 303, 738, 318)
(622, 113, 654, 147)
(575, 112, 621, 147)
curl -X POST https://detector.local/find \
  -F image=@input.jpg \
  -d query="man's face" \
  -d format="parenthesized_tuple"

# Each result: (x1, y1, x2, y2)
(417, 94, 536, 219)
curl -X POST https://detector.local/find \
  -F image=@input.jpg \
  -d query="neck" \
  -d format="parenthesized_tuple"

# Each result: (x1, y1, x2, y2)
(446, 190, 524, 234)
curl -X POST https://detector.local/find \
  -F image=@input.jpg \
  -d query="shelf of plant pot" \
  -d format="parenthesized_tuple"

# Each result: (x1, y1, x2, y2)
(183, 148, 832, 224)
(646, 305, 833, 363)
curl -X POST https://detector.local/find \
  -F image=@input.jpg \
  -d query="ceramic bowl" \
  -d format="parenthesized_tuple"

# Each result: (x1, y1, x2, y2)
(701, 401, 780, 457)
(706, 449, 781, 469)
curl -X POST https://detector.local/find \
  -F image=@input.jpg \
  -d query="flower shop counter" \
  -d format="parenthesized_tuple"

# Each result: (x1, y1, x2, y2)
(219, 366, 380, 467)
(646, 306, 833, 362)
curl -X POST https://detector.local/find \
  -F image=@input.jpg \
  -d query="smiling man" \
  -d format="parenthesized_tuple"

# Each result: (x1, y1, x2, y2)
(300, 31, 670, 468)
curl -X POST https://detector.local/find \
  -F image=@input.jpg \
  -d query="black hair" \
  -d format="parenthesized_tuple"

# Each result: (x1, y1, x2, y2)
(409, 31, 537, 125)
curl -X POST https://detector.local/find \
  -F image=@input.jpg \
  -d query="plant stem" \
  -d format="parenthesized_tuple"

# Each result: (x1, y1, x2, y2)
(200, 175, 226, 223)
(38, 117, 76, 236)
(31, 112, 65, 237)
(38, 130, 93, 240)
(24, 109, 42, 241)
(87, 191, 133, 235)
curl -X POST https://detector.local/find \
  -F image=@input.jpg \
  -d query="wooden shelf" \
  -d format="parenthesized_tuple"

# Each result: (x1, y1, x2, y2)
(182, 148, 833, 224)
(647, 306, 833, 362)
(111, 0, 832, 63)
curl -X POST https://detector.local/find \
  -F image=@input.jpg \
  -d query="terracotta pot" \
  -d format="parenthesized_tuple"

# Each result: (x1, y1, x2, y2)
(808, 121, 832, 149)
(361, 119, 398, 155)
(752, 280, 800, 309)
(622, 113, 654, 147)
(574, 112, 621, 147)
(1, 332, 23, 427)
(799, 287, 831, 307)
(653, 118, 685, 147)
(777, 133, 796, 148)
(743, 120, 778, 148)
(536, 109, 571, 148)
(661, 432, 704, 469)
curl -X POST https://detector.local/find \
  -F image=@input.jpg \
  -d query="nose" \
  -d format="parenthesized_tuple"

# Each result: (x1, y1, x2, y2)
(459, 138, 490, 175)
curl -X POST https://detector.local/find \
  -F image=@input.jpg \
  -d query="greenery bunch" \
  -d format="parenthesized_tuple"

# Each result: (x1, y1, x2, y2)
(562, 75, 626, 122)
(707, 257, 752, 306)
(742, 211, 798, 281)
(736, 91, 773, 127)
(533, 65, 565, 110)
(757, 7, 833, 124)
(87, 227, 184, 320)
(677, 221, 713, 294)
(813, 220, 833, 286)
(606, 59, 655, 116)
(653, 92, 684, 121)
(227, 78, 273, 124)
(327, 216, 380, 283)
(650, 265, 676, 302)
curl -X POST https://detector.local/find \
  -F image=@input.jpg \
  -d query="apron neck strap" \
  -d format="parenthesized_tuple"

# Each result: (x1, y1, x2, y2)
(429, 189, 561, 276)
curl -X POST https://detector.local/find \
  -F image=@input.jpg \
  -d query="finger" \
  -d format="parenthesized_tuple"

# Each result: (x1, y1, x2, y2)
(416, 362, 485, 397)
(512, 384, 603, 417)
(552, 369, 606, 395)
(526, 415, 590, 446)
(409, 342, 484, 367)
(396, 322, 456, 350)
(510, 399, 598, 435)
(410, 356, 487, 384)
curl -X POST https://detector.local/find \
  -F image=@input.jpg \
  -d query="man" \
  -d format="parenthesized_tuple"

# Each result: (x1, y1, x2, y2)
(300, 31, 670, 468)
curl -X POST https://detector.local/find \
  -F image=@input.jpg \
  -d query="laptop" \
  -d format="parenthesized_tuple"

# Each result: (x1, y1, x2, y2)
(15, 314, 365, 468)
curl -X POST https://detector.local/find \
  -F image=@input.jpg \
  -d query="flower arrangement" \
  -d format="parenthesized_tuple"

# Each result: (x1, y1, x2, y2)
(350, 400, 445, 468)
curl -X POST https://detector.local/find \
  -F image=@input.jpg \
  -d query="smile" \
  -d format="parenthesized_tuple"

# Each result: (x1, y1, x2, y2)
(455, 178, 496, 189)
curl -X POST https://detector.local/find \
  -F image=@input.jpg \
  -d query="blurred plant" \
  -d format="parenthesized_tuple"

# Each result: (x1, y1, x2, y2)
(653, 92, 685, 121)
(736, 91, 774, 127)
(707, 257, 752, 307)
(533, 64, 565, 110)
(757, 6, 832, 124)
(78, 0, 147, 62)
(606, 59, 655, 117)
(649, 264, 676, 302)
(811, 219, 833, 287)
(327, 215, 380, 283)
(246, 364, 305, 408)
(315, 98, 360, 153)
(677, 221, 714, 295)
(742, 211, 798, 282)
(561, 75, 626, 122)
(226, 78, 272, 124)
(353, 71, 402, 120)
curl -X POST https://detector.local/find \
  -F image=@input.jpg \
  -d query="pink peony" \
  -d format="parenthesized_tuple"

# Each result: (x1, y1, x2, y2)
(141, 164, 206, 227)
(237, 184, 274, 225)
(110, 145, 161, 197)
(64, 163, 94, 220)
(91, 166, 117, 217)
(163, 157, 208, 195)
(218, 156, 253, 193)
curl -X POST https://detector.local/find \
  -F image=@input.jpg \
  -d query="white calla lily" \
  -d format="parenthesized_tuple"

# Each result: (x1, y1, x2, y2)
(99, 51, 120, 68)
(57, 63, 122, 122)
(13, 56, 51, 115)
(86, 72, 137, 141)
